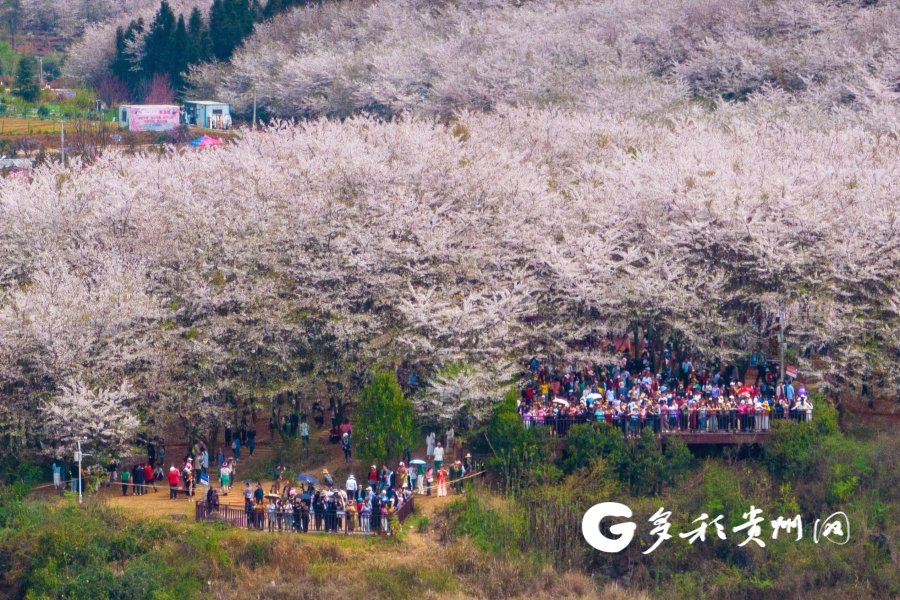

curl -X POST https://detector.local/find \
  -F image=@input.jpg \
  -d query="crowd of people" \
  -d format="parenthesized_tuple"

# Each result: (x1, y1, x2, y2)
(519, 354, 814, 437)
(205, 451, 477, 534)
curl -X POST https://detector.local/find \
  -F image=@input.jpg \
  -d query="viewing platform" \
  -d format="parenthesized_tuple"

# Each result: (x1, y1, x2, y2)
(524, 411, 812, 444)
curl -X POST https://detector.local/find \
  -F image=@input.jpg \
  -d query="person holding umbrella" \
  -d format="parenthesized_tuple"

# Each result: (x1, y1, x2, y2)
(409, 463, 418, 492)
(418, 462, 426, 494)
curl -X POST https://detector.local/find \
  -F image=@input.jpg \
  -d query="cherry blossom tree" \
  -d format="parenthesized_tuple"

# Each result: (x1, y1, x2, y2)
(191, 0, 900, 121)
(41, 378, 140, 459)
(0, 96, 896, 454)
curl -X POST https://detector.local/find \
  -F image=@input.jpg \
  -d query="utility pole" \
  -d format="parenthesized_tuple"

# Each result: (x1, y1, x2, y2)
(60, 120, 65, 165)
(75, 440, 93, 504)
(38, 57, 42, 89)
(777, 313, 785, 385)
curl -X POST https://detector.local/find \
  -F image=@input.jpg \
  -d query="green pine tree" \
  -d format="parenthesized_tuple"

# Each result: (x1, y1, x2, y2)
(187, 7, 210, 63)
(112, 19, 145, 97)
(209, 0, 255, 62)
(142, 0, 177, 78)
(171, 15, 189, 91)
(354, 371, 415, 465)
(14, 55, 39, 102)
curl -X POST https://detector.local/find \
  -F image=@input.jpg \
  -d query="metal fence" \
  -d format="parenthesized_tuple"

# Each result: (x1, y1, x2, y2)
(524, 407, 812, 437)
(195, 495, 415, 536)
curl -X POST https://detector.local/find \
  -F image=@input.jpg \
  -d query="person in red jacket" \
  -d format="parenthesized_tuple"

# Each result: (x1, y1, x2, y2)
(367, 465, 378, 491)
(144, 464, 156, 493)
(167, 466, 180, 499)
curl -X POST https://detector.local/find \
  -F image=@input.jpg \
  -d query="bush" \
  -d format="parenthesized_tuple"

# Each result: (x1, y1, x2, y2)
(1, 498, 202, 599)
(661, 435, 695, 487)
(484, 389, 553, 492)
(560, 422, 628, 474)
(414, 515, 430, 533)
(446, 492, 525, 556)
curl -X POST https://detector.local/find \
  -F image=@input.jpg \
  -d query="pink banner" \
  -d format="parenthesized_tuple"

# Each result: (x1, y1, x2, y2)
(128, 106, 180, 132)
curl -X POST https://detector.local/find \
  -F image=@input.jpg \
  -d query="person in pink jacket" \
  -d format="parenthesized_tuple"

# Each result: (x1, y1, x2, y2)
(436, 466, 448, 497)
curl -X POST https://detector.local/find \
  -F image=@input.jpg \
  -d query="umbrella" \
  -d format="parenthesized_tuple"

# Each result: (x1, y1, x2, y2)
(295, 474, 319, 485)
(409, 459, 427, 466)
(265, 493, 279, 499)
(191, 134, 223, 148)
(552, 398, 570, 407)
(585, 392, 603, 401)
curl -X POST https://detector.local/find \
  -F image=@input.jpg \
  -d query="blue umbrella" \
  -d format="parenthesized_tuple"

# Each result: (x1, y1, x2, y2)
(295, 474, 318, 485)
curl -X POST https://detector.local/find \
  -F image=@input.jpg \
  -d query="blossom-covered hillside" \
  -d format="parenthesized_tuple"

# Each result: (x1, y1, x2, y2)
(189, 0, 900, 120)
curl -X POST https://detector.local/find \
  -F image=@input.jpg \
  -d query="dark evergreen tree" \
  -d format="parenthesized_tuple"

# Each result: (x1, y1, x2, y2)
(14, 54, 39, 102)
(112, 19, 145, 99)
(209, 0, 254, 61)
(187, 7, 210, 63)
(263, 0, 282, 19)
(171, 15, 189, 91)
(142, 0, 177, 78)
(251, 0, 265, 21)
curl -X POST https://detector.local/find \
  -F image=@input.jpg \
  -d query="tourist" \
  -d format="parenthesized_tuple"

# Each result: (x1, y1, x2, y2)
(360, 495, 371, 533)
(200, 446, 209, 479)
(52, 461, 62, 491)
(144, 463, 156, 493)
(167, 466, 179, 499)
(345, 473, 357, 500)
(433, 442, 444, 470)
(436, 466, 448, 497)
(347, 497, 357, 533)
(341, 431, 352, 463)
(267, 498, 277, 531)
(121, 465, 130, 496)
(232, 436, 241, 461)
(417, 463, 425, 494)
(426, 431, 435, 459)
(247, 428, 256, 456)
(133, 463, 145, 495)
(300, 418, 310, 448)
(299, 499, 310, 533)
(220, 461, 232, 495)
(184, 462, 194, 497)
(367, 464, 378, 491)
